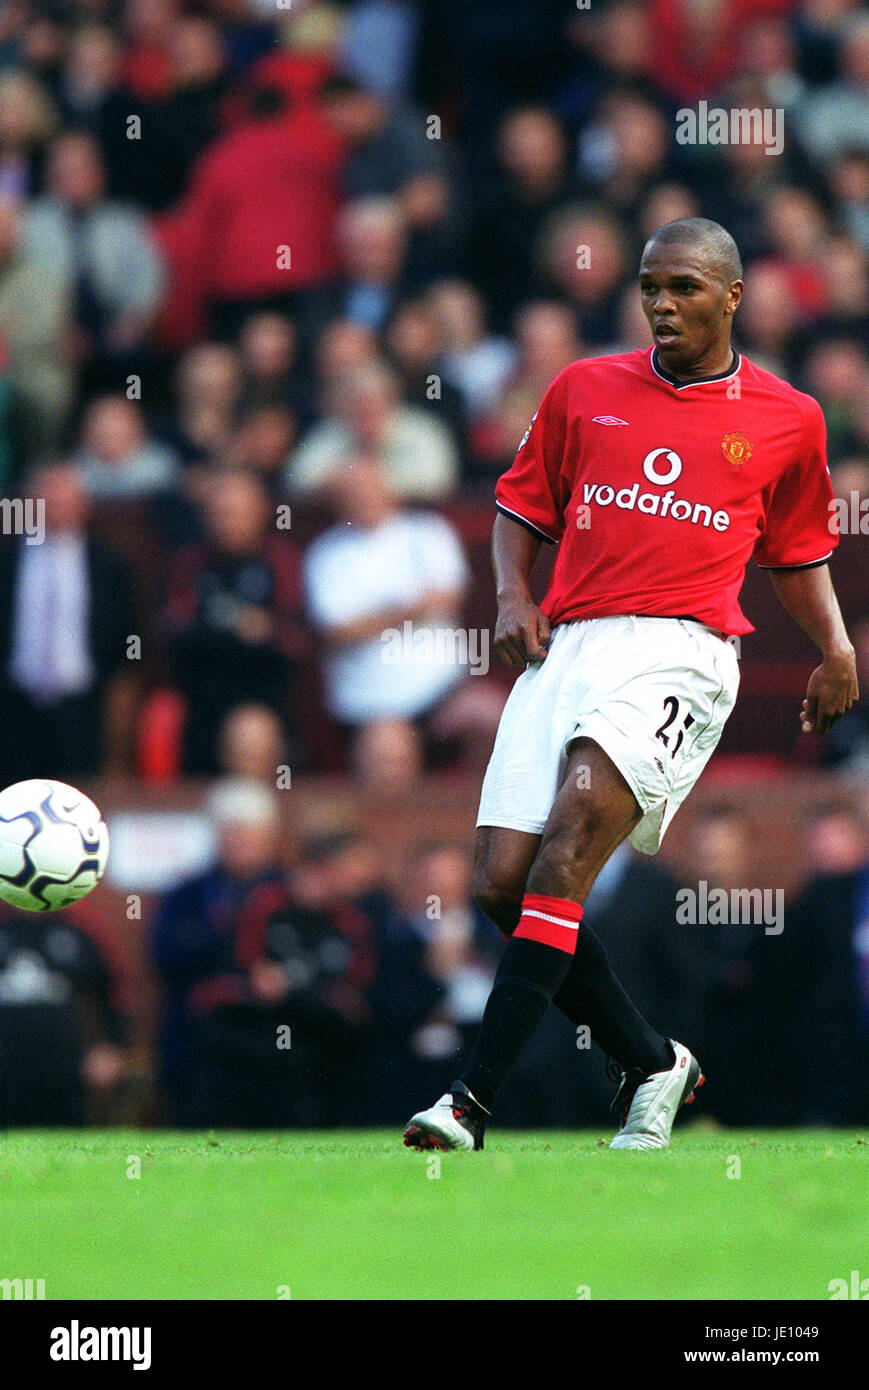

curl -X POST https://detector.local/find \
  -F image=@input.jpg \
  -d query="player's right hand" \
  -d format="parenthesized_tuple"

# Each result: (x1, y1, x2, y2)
(494, 592, 551, 666)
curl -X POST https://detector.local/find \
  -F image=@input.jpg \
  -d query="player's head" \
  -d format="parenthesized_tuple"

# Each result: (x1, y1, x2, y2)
(639, 218, 743, 375)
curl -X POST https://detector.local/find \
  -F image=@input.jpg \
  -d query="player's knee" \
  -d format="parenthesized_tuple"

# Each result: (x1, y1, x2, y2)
(526, 817, 601, 900)
(472, 865, 522, 938)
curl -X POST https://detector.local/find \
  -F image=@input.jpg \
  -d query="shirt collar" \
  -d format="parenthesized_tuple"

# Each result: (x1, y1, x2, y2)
(649, 345, 741, 390)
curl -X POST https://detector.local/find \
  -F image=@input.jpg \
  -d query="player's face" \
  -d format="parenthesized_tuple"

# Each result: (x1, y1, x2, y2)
(638, 245, 742, 376)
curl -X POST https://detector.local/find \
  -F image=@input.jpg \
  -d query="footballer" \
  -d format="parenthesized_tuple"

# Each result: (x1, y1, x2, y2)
(403, 218, 859, 1153)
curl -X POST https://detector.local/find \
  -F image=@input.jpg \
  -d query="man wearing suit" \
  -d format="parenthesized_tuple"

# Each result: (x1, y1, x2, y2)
(0, 461, 139, 783)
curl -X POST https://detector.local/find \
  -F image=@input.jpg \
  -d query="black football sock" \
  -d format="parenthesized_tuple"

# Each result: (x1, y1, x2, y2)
(460, 893, 582, 1112)
(554, 920, 674, 1076)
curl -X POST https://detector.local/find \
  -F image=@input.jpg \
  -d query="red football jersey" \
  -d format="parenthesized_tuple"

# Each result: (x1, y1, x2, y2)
(496, 347, 836, 636)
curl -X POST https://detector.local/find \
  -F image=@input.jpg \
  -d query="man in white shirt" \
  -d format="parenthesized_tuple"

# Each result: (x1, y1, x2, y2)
(304, 453, 502, 779)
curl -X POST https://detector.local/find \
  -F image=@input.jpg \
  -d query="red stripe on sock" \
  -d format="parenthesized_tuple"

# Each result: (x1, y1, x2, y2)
(521, 893, 583, 922)
(513, 892, 583, 953)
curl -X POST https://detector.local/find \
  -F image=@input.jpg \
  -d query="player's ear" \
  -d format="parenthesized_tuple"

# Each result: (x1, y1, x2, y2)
(725, 280, 744, 316)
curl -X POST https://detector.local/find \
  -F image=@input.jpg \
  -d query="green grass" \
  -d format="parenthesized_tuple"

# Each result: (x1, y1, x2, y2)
(0, 1127, 866, 1299)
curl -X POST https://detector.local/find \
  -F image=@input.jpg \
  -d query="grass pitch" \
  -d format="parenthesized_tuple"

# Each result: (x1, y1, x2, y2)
(0, 1127, 866, 1300)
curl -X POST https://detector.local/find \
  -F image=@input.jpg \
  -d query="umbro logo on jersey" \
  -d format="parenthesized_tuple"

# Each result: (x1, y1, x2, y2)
(593, 415, 630, 426)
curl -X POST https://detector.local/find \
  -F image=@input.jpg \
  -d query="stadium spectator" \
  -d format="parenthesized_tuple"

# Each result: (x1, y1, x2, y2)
(58, 24, 137, 205)
(165, 340, 242, 469)
(643, 0, 761, 105)
(218, 701, 287, 785)
(336, 0, 419, 102)
(578, 86, 672, 220)
(226, 401, 297, 493)
(311, 316, 379, 404)
(784, 809, 869, 1124)
(469, 106, 577, 330)
(637, 183, 701, 246)
(237, 310, 305, 418)
(384, 295, 467, 447)
(795, 12, 869, 165)
(508, 299, 583, 402)
(222, 825, 379, 1126)
(676, 805, 820, 1127)
(536, 201, 630, 345)
(121, 0, 177, 103)
(0, 461, 141, 784)
(828, 150, 869, 252)
(133, 14, 228, 210)
(320, 73, 446, 209)
(427, 279, 516, 422)
(362, 838, 497, 1122)
(150, 777, 285, 1126)
(22, 128, 166, 392)
(0, 897, 135, 1125)
(803, 338, 868, 462)
(287, 358, 459, 501)
(351, 714, 423, 795)
(466, 380, 542, 490)
(820, 232, 869, 329)
(0, 67, 57, 200)
(737, 262, 803, 375)
(303, 453, 504, 778)
(398, 839, 498, 1059)
(76, 393, 179, 499)
(0, 194, 72, 460)
(557, 0, 654, 133)
(801, 801, 869, 878)
(165, 80, 344, 342)
(333, 195, 410, 333)
(165, 467, 308, 773)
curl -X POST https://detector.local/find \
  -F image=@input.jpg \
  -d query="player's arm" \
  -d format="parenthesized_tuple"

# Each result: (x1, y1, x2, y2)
(492, 511, 551, 666)
(768, 564, 858, 733)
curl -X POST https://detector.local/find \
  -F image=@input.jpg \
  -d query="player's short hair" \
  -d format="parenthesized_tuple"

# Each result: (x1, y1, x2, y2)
(643, 218, 743, 286)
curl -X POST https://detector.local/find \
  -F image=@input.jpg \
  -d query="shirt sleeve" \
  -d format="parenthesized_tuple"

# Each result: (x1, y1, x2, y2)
(753, 398, 837, 569)
(495, 367, 572, 543)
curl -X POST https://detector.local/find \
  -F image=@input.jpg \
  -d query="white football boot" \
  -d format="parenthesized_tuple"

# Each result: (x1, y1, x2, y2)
(610, 1040, 704, 1150)
(403, 1083, 488, 1151)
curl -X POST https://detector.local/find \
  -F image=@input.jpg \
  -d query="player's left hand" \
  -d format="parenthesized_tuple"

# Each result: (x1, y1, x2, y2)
(800, 648, 859, 734)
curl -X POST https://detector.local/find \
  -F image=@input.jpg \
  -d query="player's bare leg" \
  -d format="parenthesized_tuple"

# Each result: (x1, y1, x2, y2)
(404, 738, 703, 1150)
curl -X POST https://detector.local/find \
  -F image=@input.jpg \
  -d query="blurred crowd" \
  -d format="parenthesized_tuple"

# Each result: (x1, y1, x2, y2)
(2, 777, 869, 1128)
(0, 0, 868, 1128)
(0, 0, 868, 787)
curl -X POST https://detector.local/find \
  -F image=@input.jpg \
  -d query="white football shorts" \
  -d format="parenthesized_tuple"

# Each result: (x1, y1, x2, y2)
(477, 615, 740, 855)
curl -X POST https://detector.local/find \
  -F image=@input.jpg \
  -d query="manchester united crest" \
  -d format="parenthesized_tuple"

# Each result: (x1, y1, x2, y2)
(721, 431, 752, 465)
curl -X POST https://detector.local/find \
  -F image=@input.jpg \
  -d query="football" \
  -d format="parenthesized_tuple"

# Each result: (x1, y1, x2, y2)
(0, 778, 109, 912)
